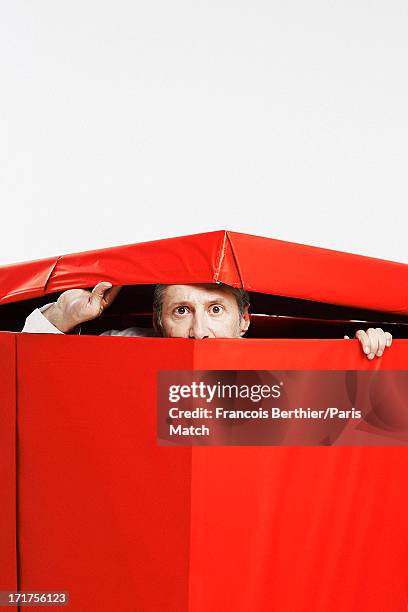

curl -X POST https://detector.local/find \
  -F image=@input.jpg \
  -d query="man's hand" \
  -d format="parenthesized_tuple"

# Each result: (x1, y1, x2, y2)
(344, 328, 393, 360)
(43, 282, 122, 333)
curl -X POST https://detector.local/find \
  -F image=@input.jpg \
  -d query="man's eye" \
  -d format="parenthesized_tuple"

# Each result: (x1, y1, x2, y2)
(209, 304, 224, 315)
(175, 306, 189, 315)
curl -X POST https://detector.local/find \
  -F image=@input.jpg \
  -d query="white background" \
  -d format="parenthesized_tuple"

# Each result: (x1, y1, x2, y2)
(1, 0, 407, 265)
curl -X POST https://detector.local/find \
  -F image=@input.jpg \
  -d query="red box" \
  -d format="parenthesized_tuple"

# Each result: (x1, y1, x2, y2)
(1, 231, 408, 611)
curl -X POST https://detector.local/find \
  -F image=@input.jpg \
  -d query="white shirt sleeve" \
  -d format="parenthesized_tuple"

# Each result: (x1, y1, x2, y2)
(21, 303, 156, 337)
(21, 303, 64, 334)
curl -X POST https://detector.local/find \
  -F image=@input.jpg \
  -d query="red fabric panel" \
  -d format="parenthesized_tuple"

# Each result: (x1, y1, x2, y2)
(2, 230, 407, 315)
(4, 335, 408, 611)
(190, 339, 408, 612)
(0, 231, 231, 305)
(16, 335, 193, 612)
(227, 231, 408, 314)
(0, 333, 17, 597)
(0, 257, 58, 304)
(46, 231, 230, 296)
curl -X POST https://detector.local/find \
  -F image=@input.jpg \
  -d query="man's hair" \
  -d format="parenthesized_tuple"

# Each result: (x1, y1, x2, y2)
(153, 283, 250, 336)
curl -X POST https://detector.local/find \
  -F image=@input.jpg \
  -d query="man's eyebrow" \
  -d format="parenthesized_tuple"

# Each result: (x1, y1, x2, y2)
(167, 296, 230, 308)
(205, 296, 229, 304)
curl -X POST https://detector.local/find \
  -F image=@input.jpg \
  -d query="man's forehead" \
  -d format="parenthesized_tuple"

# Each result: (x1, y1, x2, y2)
(163, 284, 235, 305)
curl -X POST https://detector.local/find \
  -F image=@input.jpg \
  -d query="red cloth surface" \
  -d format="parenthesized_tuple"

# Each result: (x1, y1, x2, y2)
(0, 333, 407, 611)
(1, 230, 407, 314)
(0, 334, 17, 600)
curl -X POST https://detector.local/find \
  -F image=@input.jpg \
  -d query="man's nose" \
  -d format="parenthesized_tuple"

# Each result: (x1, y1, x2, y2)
(189, 314, 211, 339)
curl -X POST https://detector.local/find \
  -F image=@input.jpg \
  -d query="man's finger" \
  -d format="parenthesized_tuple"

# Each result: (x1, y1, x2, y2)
(385, 331, 393, 347)
(103, 285, 123, 308)
(375, 328, 386, 357)
(366, 328, 379, 359)
(355, 330, 370, 355)
(90, 282, 113, 305)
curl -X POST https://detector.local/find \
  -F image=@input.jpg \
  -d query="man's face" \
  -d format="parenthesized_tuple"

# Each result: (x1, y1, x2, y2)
(160, 284, 250, 338)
